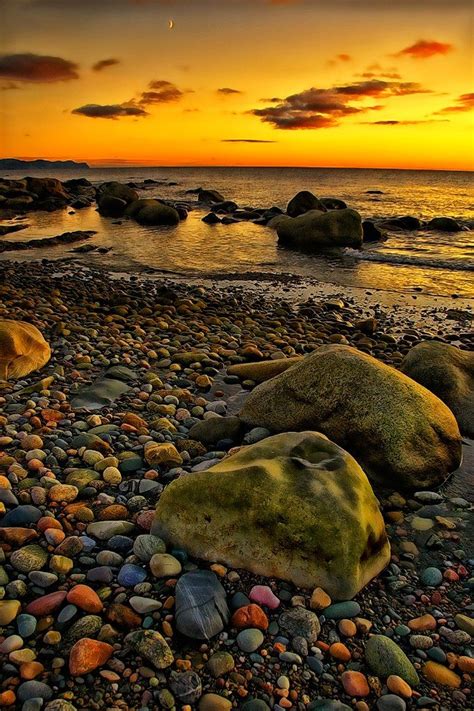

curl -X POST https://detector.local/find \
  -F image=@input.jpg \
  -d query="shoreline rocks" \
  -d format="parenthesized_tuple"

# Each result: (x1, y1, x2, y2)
(239, 344, 462, 489)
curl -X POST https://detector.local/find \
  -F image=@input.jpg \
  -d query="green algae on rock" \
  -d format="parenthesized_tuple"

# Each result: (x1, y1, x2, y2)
(152, 431, 390, 600)
(240, 345, 462, 490)
(365, 635, 420, 686)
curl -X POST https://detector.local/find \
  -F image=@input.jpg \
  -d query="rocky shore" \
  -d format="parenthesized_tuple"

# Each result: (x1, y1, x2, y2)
(0, 260, 472, 711)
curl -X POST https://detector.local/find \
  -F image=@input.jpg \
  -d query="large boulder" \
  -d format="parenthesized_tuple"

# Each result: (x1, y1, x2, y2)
(97, 194, 127, 217)
(125, 199, 180, 226)
(287, 191, 327, 217)
(276, 209, 363, 250)
(401, 342, 474, 438)
(0, 320, 51, 381)
(152, 431, 390, 600)
(24, 177, 69, 202)
(239, 345, 462, 490)
(97, 181, 138, 205)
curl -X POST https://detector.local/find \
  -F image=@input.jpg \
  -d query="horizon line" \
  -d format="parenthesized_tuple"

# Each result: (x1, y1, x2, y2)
(4, 159, 473, 173)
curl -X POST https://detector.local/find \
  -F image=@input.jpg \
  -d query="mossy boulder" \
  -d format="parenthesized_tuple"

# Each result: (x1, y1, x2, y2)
(401, 341, 474, 437)
(276, 209, 363, 250)
(125, 199, 180, 226)
(365, 635, 419, 686)
(287, 191, 327, 217)
(0, 320, 51, 381)
(239, 345, 462, 490)
(152, 431, 390, 599)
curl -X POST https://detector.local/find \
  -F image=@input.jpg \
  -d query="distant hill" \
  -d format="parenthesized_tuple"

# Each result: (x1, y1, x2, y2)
(0, 158, 90, 170)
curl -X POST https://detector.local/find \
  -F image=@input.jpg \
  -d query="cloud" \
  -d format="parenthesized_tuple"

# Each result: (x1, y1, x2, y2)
(362, 119, 449, 125)
(222, 138, 277, 143)
(394, 39, 453, 59)
(72, 103, 149, 119)
(92, 58, 120, 72)
(139, 80, 184, 104)
(217, 87, 242, 95)
(327, 53, 352, 67)
(358, 64, 402, 79)
(434, 92, 474, 114)
(0, 53, 79, 82)
(251, 79, 430, 129)
(0, 81, 20, 90)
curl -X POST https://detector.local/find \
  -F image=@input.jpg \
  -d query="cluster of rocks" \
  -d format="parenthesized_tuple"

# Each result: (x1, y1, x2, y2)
(0, 178, 96, 215)
(0, 261, 472, 711)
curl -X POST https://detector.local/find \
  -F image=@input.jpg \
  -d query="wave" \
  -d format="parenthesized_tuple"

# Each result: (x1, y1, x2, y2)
(345, 249, 474, 272)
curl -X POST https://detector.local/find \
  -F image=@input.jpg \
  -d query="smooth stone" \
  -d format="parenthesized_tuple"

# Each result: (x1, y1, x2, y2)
(86, 521, 134, 540)
(237, 628, 264, 653)
(149, 553, 182, 578)
(126, 629, 174, 669)
(17, 681, 53, 703)
(365, 635, 419, 686)
(324, 601, 361, 619)
(16, 614, 37, 637)
(420, 567, 443, 586)
(175, 570, 229, 640)
(117, 564, 147, 587)
(377, 696, 407, 711)
(279, 607, 320, 642)
(0, 505, 42, 527)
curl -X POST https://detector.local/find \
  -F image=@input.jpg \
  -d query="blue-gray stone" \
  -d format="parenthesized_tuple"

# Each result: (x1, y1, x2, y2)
(17, 681, 53, 703)
(175, 570, 229, 640)
(241, 700, 271, 711)
(377, 695, 406, 711)
(0, 505, 42, 527)
(324, 601, 361, 619)
(237, 628, 264, 653)
(117, 564, 147, 587)
(420, 567, 443, 586)
(17, 614, 37, 638)
(308, 701, 351, 711)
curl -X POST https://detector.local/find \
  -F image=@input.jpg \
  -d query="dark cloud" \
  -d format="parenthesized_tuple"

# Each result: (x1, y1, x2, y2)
(72, 103, 149, 119)
(362, 119, 449, 125)
(0, 53, 79, 82)
(327, 53, 352, 66)
(394, 39, 453, 59)
(217, 87, 242, 95)
(139, 80, 184, 104)
(222, 138, 277, 143)
(251, 79, 430, 129)
(92, 58, 120, 72)
(0, 81, 20, 90)
(358, 65, 402, 79)
(434, 92, 474, 114)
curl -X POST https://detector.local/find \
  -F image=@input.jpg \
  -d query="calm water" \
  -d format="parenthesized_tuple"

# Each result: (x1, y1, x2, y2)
(1, 167, 473, 297)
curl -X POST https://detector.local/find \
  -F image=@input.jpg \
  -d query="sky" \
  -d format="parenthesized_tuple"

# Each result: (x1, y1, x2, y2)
(0, 0, 473, 170)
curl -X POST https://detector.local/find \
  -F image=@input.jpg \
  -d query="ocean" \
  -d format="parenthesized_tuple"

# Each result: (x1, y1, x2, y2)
(1, 166, 473, 297)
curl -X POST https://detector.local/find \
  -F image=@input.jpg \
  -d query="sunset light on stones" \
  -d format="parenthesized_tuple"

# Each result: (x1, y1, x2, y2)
(0, 0, 473, 169)
(0, 2, 473, 711)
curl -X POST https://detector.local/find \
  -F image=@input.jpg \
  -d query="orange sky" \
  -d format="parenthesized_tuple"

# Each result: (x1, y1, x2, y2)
(1, 0, 473, 169)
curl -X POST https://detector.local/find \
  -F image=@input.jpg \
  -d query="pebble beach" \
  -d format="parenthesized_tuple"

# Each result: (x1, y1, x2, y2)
(0, 258, 472, 711)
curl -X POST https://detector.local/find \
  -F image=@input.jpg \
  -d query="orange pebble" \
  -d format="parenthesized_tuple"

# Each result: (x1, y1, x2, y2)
(408, 614, 437, 632)
(387, 675, 413, 698)
(67, 584, 103, 614)
(338, 619, 357, 637)
(20, 661, 44, 680)
(0, 690, 16, 706)
(341, 670, 370, 697)
(458, 656, 474, 673)
(329, 642, 351, 662)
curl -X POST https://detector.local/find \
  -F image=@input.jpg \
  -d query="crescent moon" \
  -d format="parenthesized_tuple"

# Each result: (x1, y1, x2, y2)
(168, 19, 174, 29)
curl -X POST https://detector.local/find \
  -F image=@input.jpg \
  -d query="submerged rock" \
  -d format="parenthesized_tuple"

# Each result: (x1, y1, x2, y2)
(239, 345, 462, 489)
(152, 431, 390, 599)
(0, 320, 51, 381)
(276, 209, 363, 250)
(426, 217, 462, 232)
(401, 341, 474, 437)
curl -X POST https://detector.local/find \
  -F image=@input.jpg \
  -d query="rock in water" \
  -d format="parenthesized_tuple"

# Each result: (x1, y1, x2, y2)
(71, 378, 131, 410)
(172, 570, 230, 639)
(0, 320, 51, 381)
(125, 198, 180, 226)
(239, 345, 462, 489)
(152, 432, 390, 599)
(401, 341, 474, 438)
(275, 209, 363, 250)
(286, 190, 327, 217)
(97, 181, 138, 204)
